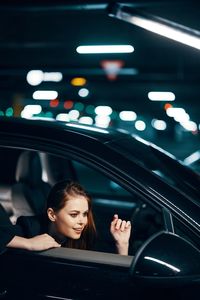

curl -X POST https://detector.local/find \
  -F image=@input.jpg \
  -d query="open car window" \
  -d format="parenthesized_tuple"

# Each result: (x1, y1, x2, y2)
(0, 147, 165, 256)
(0, 147, 198, 257)
(39, 151, 165, 255)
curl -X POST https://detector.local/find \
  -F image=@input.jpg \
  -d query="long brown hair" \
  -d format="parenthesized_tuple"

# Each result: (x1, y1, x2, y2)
(46, 180, 96, 250)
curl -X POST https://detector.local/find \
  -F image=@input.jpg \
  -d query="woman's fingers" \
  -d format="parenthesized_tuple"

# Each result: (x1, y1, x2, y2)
(111, 214, 118, 228)
(29, 234, 61, 251)
(115, 219, 123, 230)
(125, 221, 131, 228)
(119, 220, 127, 231)
(116, 220, 131, 231)
(113, 214, 118, 219)
(43, 234, 61, 248)
(111, 215, 131, 231)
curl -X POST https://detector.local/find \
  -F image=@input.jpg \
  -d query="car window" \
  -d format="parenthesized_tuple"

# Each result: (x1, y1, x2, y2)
(108, 136, 200, 205)
(173, 218, 200, 249)
(0, 147, 182, 256)
(1, 146, 198, 271)
(44, 153, 165, 254)
(72, 160, 131, 197)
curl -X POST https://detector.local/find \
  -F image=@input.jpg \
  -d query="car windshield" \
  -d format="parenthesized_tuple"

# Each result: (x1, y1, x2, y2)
(108, 135, 200, 205)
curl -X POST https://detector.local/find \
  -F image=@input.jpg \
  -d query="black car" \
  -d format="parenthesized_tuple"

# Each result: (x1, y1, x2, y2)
(0, 117, 199, 300)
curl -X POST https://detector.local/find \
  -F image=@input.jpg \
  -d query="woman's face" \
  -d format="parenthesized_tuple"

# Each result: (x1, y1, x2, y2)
(53, 196, 89, 239)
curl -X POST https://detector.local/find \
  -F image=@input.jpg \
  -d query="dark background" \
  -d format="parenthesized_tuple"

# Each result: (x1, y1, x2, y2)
(0, 0, 200, 160)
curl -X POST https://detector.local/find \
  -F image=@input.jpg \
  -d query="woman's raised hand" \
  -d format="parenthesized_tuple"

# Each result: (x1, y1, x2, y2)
(110, 214, 131, 255)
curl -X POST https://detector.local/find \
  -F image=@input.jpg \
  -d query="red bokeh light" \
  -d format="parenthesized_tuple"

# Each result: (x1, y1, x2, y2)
(64, 100, 73, 109)
(50, 99, 59, 108)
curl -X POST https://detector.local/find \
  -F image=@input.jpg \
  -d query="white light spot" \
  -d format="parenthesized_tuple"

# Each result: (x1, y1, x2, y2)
(119, 111, 137, 121)
(148, 91, 175, 101)
(135, 120, 146, 131)
(76, 45, 134, 54)
(78, 88, 89, 97)
(33, 90, 58, 100)
(79, 116, 93, 125)
(68, 110, 80, 120)
(95, 106, 113, 116)
(151, 119, 167, 130)
(26, 70, 43, 86)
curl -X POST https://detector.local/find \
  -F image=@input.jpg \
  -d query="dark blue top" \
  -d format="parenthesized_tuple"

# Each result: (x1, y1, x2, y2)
(0, 204, 47, 254)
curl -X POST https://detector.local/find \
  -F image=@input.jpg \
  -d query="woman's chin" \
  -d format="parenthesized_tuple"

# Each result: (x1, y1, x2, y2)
(70, 233, 82, 239)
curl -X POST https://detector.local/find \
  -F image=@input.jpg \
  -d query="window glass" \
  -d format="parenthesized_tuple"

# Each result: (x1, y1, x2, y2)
(173, 218, 200, 249)
(109, 137, 200, 204)
(73, 160, 131, 197)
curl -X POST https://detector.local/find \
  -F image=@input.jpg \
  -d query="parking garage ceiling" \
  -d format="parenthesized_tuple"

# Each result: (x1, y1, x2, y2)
(0, 1, 200, 126)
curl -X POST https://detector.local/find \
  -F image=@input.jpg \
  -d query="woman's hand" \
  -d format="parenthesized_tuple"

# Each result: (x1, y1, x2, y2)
(28, 234, 61, 251)
(7, 234, 61, 251)
(110, 214, 131, 255)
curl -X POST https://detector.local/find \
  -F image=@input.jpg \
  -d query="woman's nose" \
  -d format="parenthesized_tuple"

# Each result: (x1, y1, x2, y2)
(78, 215, 84, 224)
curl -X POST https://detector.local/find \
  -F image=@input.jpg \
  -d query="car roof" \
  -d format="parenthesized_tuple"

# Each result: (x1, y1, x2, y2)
(0, 116, 127, 143)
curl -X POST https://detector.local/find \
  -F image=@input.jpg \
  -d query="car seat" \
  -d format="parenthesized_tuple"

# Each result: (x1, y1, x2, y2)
(11, 151, 51, 219)
(42, 153, 78, 185)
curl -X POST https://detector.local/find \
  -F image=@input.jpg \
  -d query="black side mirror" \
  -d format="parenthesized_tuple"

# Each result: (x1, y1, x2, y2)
(130, 231, 200, 287)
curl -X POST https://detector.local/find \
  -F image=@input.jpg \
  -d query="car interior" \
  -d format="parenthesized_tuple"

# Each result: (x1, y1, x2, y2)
(0, 147, 165, 256)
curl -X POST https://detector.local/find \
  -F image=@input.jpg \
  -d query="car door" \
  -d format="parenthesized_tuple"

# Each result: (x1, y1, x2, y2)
(0, 147, 200, 300)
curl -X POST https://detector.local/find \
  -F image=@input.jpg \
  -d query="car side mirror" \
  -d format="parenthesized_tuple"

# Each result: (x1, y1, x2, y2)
(130, 231, 200, 287)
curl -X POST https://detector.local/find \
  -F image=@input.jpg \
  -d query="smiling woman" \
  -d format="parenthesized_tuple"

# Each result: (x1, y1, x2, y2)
(0, 180, 131, 255)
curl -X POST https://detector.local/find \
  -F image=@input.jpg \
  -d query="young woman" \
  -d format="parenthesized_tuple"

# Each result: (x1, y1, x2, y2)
(2, 180, 131, 255)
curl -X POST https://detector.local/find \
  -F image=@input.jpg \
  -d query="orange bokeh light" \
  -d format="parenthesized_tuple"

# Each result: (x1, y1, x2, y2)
(164, 103, 173, 110)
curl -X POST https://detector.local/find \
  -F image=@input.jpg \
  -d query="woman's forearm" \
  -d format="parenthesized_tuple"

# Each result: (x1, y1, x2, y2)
(7, 234, 61, 251)
(7, 236, 30, 250)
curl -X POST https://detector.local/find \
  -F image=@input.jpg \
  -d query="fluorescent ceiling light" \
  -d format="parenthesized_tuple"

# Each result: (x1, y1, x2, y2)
(180, 120, 197, 131)
(95, 106, 113, 116)
(183, 151, 200, 166)
(148, 92, 175, 101)
(27, 70, 62, 86)
(43, 72, 63, 82)
(119, 111, 137, 121)
(166, 107, 186, 117)
(109, 4, 200, 50)
(76, 45, 134, 54)
(33, 90, 58, 100)
(23, 105, 42, 114)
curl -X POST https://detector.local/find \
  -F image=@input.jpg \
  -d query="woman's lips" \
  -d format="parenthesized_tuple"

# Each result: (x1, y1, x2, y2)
(73, 228, 83, 234)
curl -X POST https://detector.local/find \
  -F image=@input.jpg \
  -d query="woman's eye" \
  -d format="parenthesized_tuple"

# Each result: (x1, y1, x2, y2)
(70, 214, 78, 218)
(83, 212, 88, 217)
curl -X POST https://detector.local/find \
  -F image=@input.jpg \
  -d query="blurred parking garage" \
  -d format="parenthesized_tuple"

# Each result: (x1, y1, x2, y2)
(0, 0, 200, 161)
